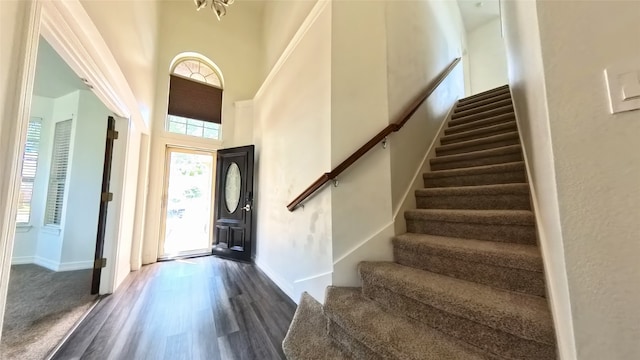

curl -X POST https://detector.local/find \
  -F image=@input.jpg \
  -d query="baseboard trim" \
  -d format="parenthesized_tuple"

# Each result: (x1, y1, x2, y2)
(32, 257, 93, 272)
(255, 257, 295, 301)
(33, 256, 59, 271)
(11, 256, 35, 265)
(57, 260, 93, 271)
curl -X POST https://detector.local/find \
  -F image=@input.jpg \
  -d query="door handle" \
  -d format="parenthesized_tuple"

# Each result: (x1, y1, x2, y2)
(241, 204, 251, 212)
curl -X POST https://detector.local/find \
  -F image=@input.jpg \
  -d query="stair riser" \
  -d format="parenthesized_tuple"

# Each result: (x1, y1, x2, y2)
(327, 321, 383, 360)
(394, 248, 546, 296)
(455, 92, 512, 112)
(430, 151, 523, 171)
(449, 106, 514, 127)
(361, 283, 556, 360)
(452, 99, 513, 119)
(405, 219, 537, 245)
(424, 170, 527, 188)
(441, 122, 518, 145)
(457, 88, 510, 107)
(416, 193, 531, 210)
(445, 115, 515, 135)
(436, 137, 520, 157)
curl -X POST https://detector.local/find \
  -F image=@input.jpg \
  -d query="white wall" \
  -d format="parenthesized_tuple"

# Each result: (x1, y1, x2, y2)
(261, 0, 318, 78)
(503, 1, 640, 359)
(330, 0, 394, 287)
(60, 90, 110, 270)
(386, 0, 466, 211)
(253, 1, 333, 303)
(501, 4, 575, 357)
(467, 18, 508, 94)
(330, 0, 467, 286)
(141, 0, 264, 264)
(80, 0, 158, 128)
(12, 90, 109, 272)
(535, 2, 639, 359)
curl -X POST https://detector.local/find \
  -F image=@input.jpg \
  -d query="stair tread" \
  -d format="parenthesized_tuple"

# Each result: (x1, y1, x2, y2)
(449, 104, 515, 126)
(445, 112, 516, 134)
(325, 287, 488, 360)
(437, 131, 519, 153)
(394, 233, 542, 272)
(283, 293, 349, 360)
(359, 262, 555, 345)
(441, 120, 517, 144)
(432, 144, 522, 164)
(424, 161, 525, 179)
(458, 85, 509, 104)
(416, 183, 529, 196)
(455, 92, 512, 112)
(453, 98, 513, 119)
(404, 208, 535, 225)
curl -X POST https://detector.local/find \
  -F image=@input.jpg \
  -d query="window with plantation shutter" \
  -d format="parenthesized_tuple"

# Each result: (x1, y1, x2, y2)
(16, 117, 43, 224)
(45, 119, 72, 226)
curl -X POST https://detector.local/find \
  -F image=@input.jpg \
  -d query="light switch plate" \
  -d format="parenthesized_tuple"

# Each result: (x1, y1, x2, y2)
(604, 58, 640, 114)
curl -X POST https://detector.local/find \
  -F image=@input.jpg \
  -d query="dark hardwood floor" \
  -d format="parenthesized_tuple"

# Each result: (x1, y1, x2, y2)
(51, 256, 297, 360)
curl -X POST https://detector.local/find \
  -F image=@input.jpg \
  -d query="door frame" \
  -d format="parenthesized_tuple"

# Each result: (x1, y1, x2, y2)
(157, 146, 217, 260)
(0, 0, 147, 336)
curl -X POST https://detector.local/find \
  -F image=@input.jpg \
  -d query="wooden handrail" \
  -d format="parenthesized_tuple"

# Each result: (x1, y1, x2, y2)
(287, 57, 461, 211)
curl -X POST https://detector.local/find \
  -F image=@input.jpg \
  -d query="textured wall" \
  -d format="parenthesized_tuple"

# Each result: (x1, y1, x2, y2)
(253, 3, 333, 302)
(536, 2, 640, 359)
(503, 1, 640, 359)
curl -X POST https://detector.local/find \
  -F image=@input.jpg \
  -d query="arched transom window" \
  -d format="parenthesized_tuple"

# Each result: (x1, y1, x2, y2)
(172, 59, 222, 88)
(166, 57, 223, 140)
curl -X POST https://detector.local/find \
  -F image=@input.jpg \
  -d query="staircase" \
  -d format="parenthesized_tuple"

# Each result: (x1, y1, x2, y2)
(282, 85, 557, 360)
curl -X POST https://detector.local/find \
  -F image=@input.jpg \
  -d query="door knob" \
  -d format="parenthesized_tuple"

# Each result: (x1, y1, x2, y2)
(241, 204, 251, 212)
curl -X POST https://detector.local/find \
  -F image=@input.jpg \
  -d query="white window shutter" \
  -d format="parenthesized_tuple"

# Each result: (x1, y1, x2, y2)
(16, 118, 43, 224)
(45, 119, 72, 226)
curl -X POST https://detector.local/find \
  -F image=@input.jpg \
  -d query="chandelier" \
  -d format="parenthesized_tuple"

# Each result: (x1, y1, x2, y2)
(194, 0, 235, 20)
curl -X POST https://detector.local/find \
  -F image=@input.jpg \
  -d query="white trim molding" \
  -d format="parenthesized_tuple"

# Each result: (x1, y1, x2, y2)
(39, 0, 148, 133)
(0, 0, 145, 339)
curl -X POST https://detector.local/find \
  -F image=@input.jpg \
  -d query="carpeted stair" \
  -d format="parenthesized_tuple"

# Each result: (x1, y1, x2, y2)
(283, 85, 557, 359)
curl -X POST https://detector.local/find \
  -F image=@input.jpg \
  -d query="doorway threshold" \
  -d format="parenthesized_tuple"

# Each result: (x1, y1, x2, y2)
(157, 249, 211, 262)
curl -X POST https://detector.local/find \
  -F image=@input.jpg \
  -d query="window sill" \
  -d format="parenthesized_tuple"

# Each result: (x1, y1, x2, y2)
(15, 224, 33, 233)
(41, 226, 61, 236)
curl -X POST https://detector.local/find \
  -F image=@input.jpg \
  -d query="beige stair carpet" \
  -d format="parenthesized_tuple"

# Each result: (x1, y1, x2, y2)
(282, 85, 558, 359)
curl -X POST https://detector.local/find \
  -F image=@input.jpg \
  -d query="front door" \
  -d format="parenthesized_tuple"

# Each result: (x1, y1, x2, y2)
(213, 145, 255, 262)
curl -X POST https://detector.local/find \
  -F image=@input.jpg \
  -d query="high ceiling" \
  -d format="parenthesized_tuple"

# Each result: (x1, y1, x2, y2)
(457, 0, 501, 32)
(33, 37, 88, 98)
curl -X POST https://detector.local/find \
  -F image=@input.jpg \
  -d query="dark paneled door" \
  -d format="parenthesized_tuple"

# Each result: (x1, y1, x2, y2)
(92, 116, 118, 294)
(212, 145, 255, 262)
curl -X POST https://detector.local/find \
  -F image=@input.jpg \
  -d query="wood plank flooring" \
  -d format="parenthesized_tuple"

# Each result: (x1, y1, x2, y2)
(51, 256, 297, 360)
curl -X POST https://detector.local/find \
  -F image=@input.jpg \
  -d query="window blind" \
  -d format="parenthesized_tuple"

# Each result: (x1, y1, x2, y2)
(44, 119, 72, 226)
(168, 75, 222, 124)
(16, 118, 42, 224)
